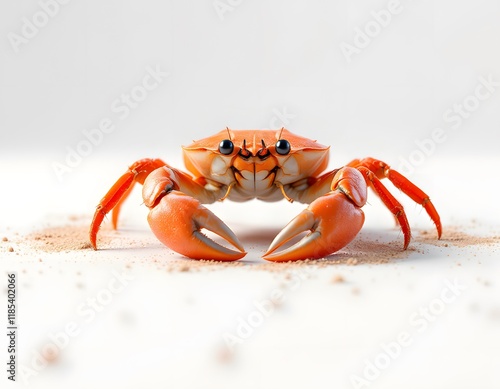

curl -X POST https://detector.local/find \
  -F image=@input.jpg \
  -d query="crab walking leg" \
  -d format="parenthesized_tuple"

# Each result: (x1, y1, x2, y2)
(111, 158, 169, 228)
(111, 182, 134, 229)
(90, 158, 166, 249)
(90, 158, 231, 252)
(356, 166, 412, 249)
(263, 167, 366, 262)
(348, 157, 442, 239)
(143, 167, 246, 261)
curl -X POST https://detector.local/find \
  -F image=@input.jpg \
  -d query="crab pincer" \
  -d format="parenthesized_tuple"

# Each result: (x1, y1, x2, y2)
(143, 167, 246, 261)
(263, 167, 367, 262)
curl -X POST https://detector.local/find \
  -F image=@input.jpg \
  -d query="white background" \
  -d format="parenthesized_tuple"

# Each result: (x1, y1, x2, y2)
(1, 1, 500, 388)
(2, 0, 499, 161)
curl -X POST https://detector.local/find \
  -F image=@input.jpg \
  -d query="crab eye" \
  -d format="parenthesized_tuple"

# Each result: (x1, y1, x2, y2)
(275, 139, 291, 155)
(218, 139, 234, 155)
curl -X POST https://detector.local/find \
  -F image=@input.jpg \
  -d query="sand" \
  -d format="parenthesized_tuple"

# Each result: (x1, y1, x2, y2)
(12, 217, 499, 274)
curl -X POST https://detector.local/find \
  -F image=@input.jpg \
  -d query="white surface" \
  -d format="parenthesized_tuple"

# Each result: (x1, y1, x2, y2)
(1, 155, 500, 389)
(1, 0, 500, 388)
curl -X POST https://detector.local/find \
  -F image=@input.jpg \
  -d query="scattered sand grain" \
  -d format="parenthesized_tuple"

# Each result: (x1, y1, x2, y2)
(331, 274, 345, 283)
(28, 224, 111, 252)
(417, 225, 500, 248)
(20, 219, 499, 273)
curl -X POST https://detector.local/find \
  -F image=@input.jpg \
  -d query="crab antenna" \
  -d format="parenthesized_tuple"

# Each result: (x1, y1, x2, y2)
(261, 139, 266, 149)
(278, 127, 284, 139)
(226, 127, 231, 140)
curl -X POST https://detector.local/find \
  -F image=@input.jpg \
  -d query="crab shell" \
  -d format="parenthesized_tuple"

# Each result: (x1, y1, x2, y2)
(182, 129, 330, 202)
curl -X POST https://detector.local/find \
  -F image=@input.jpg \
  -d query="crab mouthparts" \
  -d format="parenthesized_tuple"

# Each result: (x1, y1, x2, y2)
(238, 139, 270, 160)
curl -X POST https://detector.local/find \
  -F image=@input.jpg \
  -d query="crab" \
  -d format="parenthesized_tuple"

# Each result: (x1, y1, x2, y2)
(89, 128, 441, 262)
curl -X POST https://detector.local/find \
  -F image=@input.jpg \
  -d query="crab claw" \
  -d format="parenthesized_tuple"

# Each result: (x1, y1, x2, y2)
(147, 190, 246, 261)
(263, 192, 365, 262)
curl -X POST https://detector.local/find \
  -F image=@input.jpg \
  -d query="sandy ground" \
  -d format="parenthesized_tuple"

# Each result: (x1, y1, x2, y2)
(1, 156, 500, 389)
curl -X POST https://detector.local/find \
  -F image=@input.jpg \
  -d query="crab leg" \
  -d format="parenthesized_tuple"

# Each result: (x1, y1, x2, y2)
(143, 167, 245, 261)
(263, 167, 366, 262)
(263, 156, 441, 261)
(356, 166, 411, 249)
(90, 160, 245, 260)
(347, 157, 442, 238)
(90, 158, 166, 249)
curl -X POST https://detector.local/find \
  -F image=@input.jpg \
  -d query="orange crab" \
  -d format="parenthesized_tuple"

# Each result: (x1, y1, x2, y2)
(89, 128, 441, 262)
